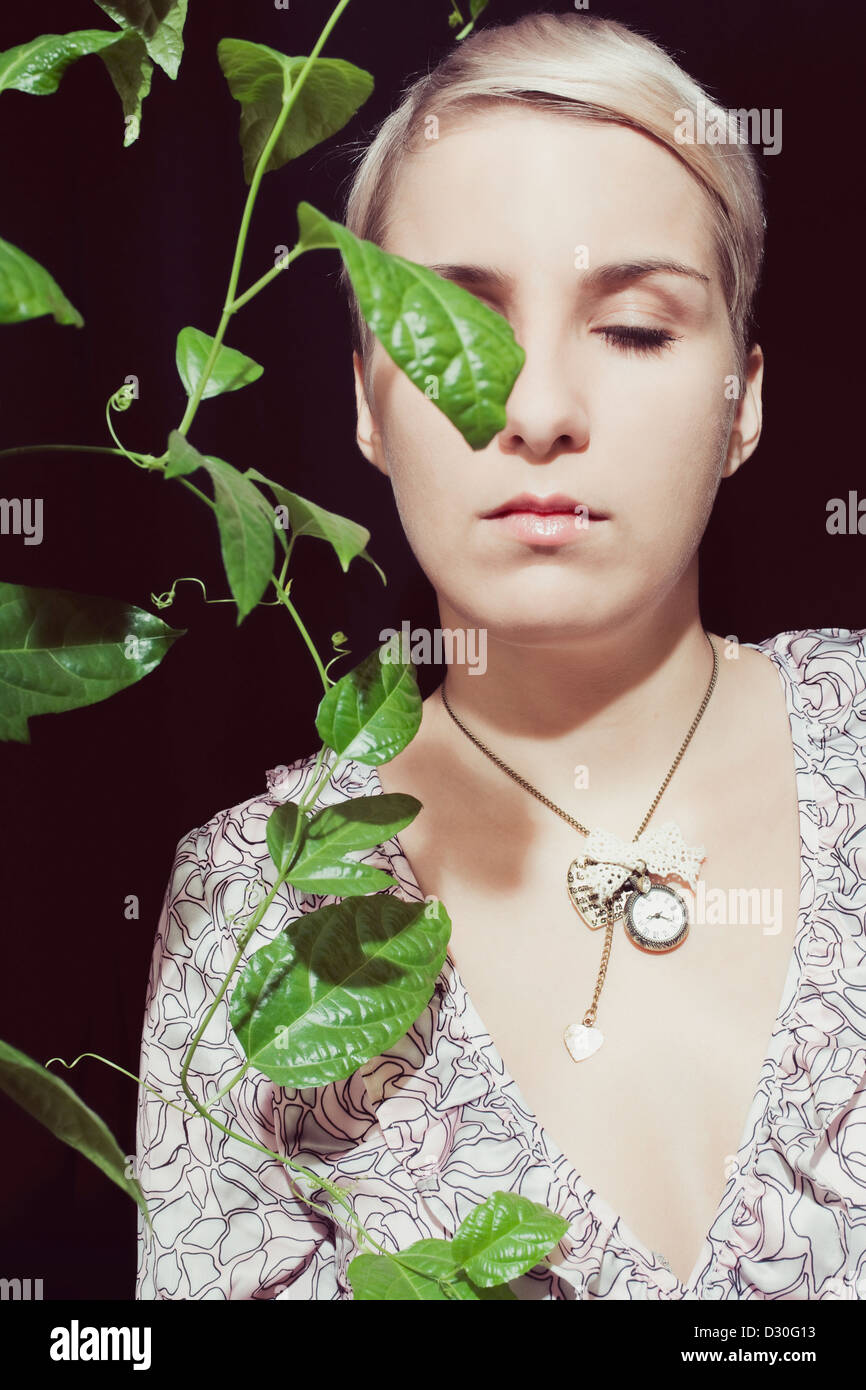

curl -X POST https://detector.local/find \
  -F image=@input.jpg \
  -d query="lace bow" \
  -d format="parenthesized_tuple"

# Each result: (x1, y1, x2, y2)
(578, 820, 706, 904)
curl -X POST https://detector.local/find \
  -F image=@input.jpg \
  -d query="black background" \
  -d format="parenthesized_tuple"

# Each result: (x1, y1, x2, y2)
(0, 0, 863, 1299)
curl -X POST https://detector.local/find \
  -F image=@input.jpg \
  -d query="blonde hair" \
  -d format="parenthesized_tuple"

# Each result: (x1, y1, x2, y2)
(337, 11, 766, 387)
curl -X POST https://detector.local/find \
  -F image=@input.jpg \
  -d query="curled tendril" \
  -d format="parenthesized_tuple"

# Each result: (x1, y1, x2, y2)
(324, 630, 351, 679)
(222, 877, 268, 934)
(44, 1052, 200, 1124)
(150, 576, 232, 610)
(242, 877, 267, 915)
(109, 383, 137, 413)
(151, 576, 283, 611)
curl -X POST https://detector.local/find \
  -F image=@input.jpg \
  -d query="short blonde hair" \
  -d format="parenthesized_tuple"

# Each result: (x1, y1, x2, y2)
(338, 11, 766, 386)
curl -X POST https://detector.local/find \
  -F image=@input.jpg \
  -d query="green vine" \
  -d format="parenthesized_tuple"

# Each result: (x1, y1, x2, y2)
(0, 0, 565, 1302)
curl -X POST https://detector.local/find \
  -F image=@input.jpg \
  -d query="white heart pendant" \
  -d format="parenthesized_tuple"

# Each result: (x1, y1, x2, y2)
(563, 1022, 604, 1061)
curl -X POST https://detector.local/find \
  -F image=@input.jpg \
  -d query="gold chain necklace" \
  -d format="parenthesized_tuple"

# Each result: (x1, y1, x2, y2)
(439, 632, 719, 1061)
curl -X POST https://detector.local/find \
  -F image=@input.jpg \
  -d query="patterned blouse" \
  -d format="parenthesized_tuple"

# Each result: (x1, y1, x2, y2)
(135, 628, 866, 1300)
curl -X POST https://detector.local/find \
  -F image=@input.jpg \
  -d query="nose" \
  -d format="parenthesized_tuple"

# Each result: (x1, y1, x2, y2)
(497, 324, 591, 462)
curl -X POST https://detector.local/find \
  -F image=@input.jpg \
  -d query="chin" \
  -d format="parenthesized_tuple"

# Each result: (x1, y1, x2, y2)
(440, 600, 618, 647)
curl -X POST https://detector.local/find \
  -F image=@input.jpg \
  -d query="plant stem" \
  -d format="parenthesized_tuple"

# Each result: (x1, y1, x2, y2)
(177, 476, 216, 510)
(179, 742, 343, 1100)
(276, 533, 297, 591)
(0, 444, 134, 461)
(176, 0, 353, 438)
(135, 0, 459, 1294)
(303, 741, 336, 807)
(201, 1059, 249, 1110)
(176, 1075, 406, 1260)
(173, 740, 409, 1255)
(105, 401, 144, 469)
(231, 246, 302, 312)
(44, 1052, 199, 1120)
(276, 578, 331, 692)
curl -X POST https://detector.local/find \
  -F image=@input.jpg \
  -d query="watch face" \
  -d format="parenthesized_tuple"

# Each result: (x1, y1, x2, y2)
(624, 884, 689, 952)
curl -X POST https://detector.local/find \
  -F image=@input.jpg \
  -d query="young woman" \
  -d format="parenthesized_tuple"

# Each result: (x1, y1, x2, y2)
(136, 12, 866, 1300)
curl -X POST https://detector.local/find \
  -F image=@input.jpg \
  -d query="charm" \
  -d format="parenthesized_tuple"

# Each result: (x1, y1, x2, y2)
(623, 881, 689, 952)
(566, 858, 629, 928)
(563, 1022, 604, 1061)
(566, 822, 705, 931)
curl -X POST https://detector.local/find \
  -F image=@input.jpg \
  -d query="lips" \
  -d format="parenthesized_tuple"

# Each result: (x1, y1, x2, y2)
(482, 492, 604, 519)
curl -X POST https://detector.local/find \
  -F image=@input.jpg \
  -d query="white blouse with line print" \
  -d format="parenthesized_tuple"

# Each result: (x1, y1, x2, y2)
(135, 628, 866, 1300)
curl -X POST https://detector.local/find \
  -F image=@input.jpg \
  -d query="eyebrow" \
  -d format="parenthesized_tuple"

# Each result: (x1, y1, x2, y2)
(421, 258, 711, 296)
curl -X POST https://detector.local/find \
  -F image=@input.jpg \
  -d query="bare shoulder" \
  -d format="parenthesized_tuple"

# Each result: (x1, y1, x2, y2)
(377, 684, 453, 792)
(708, 631, 787, 729)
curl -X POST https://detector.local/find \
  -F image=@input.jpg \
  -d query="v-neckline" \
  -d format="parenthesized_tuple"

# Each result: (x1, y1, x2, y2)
(366, 636, 814, 1295)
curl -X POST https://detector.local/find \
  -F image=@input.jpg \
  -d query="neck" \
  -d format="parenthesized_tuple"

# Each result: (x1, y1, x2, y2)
(432, 585, 721, 826)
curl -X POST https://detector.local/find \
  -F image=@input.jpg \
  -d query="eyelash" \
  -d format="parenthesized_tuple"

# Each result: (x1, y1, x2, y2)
(472, 297, 681, 358)
(597, 326, 680, 357)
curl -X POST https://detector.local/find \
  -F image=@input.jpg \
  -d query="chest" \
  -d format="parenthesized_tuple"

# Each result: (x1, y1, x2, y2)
(388, 740, 803, 1285)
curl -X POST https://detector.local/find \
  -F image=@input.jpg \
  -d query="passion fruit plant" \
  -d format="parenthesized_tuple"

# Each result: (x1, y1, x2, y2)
(0, 0, 571, 1299)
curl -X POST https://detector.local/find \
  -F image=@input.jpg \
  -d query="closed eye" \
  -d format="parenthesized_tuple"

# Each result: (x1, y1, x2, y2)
(597, 325, 680, 356)
(463, 298, 681, 358)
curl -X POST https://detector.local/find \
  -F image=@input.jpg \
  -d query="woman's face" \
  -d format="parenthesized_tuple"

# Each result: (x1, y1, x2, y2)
(353, 108, 763, 643)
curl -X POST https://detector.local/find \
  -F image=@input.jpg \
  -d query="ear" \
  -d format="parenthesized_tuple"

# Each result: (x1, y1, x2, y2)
(722, 344, 764, 479)
(352, 349, 390, 477)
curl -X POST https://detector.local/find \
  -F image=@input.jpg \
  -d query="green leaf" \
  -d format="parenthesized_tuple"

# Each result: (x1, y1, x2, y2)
(450, 0, 491, 40)
(266, 800, 305, 877)
(0, 1038, 150, 1225)
(0, 29, 127, 95)
(0, 581, 185, 744)
(175, 326, 263, 401)
(201, 455, 276, 622)
(288, 859, 399, 896)
(316, 643, 422, 766)
(273, 795, 419, 900)
(347, 1240, 517, 1300)
(164, 427, 204, 479)
(217, 39, 373, 184)
(245, 467, 385, 583)
(347, 1250, 461, 1301)
(295, 201, 525, 450)
(228, 894, 451, 1087)
(445, 1271, 518, 1299)
(0, 236, 83, 326)
(165, 440, 275, 623)
(266, 798, 402, 896)
(305, 794, 421, 854)
(0, 28, 153, 142)
(93, 0, 189, 80)
(347, 1251, 459, 1300)
(450, 1190, 570, 1286)
(99, 30, 152, 147)
(166, 436, 278, 615)
(293, 201, 339, 253)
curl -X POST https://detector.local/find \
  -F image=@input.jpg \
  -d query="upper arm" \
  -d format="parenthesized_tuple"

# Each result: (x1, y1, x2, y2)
(135, 825, 340, 1300)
